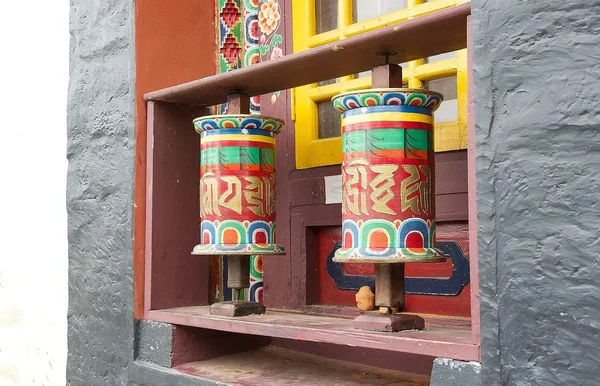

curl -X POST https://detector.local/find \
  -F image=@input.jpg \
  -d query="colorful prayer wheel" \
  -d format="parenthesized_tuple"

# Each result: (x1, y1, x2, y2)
(331, 89, 445, 264)
(192, 114, 284, 256)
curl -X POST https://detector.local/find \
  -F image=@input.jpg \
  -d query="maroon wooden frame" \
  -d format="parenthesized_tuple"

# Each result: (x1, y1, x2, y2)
(142, 4, 480, 363)
(144, 102, 209, 310)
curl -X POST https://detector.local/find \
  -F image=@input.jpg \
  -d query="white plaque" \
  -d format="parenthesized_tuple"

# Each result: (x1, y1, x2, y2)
(324, 175, 342, 204)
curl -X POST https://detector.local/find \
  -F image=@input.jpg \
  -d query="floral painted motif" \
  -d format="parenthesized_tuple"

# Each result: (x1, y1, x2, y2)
(270, 46, 283, 60)
(258, 0, 280, 34)
(258, 0, 283, 104)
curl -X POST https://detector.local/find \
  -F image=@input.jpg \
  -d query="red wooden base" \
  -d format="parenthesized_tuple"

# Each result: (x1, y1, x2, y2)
(210, 301, 266, 317)
(148, 306, 478, 361)
(353, 314, 425, 332)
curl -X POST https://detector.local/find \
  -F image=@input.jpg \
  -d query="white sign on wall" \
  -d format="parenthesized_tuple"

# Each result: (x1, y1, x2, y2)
(324, 175, 342, 204)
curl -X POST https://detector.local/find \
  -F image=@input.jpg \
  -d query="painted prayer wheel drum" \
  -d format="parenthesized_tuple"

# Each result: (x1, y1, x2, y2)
(331, 89, 446, 263)
(192, 115, 284, 255)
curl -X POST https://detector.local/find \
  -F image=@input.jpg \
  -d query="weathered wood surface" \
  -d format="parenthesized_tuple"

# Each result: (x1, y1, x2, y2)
(145, 101, 209, 311)
(466, 14, 481, 353)
(148, 306, 478, 361)
(295, 305, 472, 329)
(144, 4, 470, 106)
(174, 346, 430, 386)
(170, 325, 270, 366)
(133, 0, 217, 318)
(353, 313, 425, 332)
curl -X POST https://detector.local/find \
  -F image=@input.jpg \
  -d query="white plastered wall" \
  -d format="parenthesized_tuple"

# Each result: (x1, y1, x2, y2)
(0, 1, 68, 384)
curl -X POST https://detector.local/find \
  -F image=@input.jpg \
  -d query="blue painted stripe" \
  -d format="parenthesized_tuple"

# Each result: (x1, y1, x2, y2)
(201, 128, 274, 138)
(343, 105, 432, 118)
(327, 241, 470, 296)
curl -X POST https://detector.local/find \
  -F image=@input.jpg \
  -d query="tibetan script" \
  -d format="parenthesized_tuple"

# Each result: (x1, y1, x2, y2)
(200, 172, 275, 218)
(342, 159, 432, 217)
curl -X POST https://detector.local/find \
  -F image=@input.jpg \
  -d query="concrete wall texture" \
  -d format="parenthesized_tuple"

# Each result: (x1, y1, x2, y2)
(473, 1, 600, 385)
(67, 0, 135, 384)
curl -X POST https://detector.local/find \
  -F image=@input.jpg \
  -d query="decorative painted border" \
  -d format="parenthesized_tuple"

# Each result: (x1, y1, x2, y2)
(327, 241, 470, 296)
(194, 114, 284, 133)
(193, 243, 284, 255)
(334, 218, 444, 262)
(332, 89, 444, 113)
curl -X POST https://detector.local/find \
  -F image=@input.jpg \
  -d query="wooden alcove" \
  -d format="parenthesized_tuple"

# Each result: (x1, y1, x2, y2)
(141, 3, 480, 377)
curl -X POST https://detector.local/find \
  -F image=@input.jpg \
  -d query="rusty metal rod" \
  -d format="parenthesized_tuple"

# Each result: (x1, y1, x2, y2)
(227, 255, 250, 303)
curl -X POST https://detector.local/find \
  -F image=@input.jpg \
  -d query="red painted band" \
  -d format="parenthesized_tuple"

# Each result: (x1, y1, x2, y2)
(200, 140, 275, 150)
(342, 120, 433, 133)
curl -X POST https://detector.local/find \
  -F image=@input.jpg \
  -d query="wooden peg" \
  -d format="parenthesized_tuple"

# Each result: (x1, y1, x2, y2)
(371, 63, 403, 88)
(227, 92, 251, 114)
(350, 62, 425, 333)
(375, 264, 405, 309)
(371, 63, 406, 312)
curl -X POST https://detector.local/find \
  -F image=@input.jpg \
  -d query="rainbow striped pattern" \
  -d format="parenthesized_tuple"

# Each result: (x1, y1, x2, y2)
(331, 89, 446, 263)
(192, 114, 284, 255)
(200, 132, 276, 173)
(342, 107, 434, 163)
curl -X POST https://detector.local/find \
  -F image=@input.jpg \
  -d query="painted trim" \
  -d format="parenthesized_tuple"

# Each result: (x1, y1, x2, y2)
(326, 241, 470, 295)
(292, 0, 470, 169)
(147, 308, 480, 361)
(466, 15, 481, 360)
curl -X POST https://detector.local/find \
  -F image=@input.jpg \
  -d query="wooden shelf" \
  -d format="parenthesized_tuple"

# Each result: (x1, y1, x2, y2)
(173, 346, 430, 385)
(144, 4, 470, 106)
(148, 306, 478, 361)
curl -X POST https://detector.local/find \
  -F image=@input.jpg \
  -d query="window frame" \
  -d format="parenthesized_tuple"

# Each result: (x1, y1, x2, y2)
(292, 0, 469, 169)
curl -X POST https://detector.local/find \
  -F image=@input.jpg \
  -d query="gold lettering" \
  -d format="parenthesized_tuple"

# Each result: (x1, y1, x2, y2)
(369, 164, 398, 215)
(343, 159, 369, 216)
(401, 165, 421, 214)
(263, 174, 276, 216)
(244, 176, 266, 217)
(400, 164, 432, 215)
(419, 165, 432, 215)
(200, 172, 220, 216)
(218, 175, 242, 214)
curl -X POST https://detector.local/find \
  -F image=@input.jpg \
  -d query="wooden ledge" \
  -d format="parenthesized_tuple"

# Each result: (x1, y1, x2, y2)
(147, 306, 478, 361)
(144, 4, 470, 106)
(173, 346, 430, 385)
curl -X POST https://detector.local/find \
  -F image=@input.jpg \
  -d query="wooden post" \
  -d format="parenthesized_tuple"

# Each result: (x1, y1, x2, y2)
(194, 91, 285, 317)
(352, 59, 426, 332)
(226, 92, 251, 114)
(207, 92, 267, 317)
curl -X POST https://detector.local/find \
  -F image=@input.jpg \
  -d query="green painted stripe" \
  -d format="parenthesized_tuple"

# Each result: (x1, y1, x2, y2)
(342, 129, 430, 153)
(201, 147, 219, 166)
(402, 129, 429, 152)
(219, 146, 240, 165)
(201, 146, 277, 167)
(343, 130, 366, 153)
(241, 147, 260, 165)
(260, 148, 275, 167)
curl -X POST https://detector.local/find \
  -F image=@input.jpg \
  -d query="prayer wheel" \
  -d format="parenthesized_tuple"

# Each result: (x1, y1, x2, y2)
(193, 114, 284, 255)
(192, 113, 284, 316)
(331, 89, 445, 264)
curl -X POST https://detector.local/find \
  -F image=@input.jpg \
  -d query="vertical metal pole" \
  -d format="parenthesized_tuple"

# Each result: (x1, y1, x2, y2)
(372, 57, 406, 313)
(227, 255, 251, 302)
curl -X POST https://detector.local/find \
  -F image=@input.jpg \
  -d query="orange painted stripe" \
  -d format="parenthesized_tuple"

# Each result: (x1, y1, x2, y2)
(201, 163, 273, 173)
(344, 149, 430, 160)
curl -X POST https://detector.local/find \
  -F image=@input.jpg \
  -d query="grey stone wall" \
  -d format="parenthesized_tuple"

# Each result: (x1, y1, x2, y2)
(67, 0, 135, 384)
(473, 1, 600, 385)
(430, 359, 481, 386)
